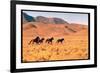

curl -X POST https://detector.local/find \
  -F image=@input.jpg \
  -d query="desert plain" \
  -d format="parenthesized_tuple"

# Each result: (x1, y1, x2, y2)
(22, 13, 89, 62)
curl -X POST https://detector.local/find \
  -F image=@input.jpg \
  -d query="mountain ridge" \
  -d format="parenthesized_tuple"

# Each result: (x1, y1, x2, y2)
(22, 12, 68, 24)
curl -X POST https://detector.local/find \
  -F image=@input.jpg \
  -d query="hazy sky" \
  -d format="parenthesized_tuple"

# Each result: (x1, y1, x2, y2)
(23, 10, 88, 25)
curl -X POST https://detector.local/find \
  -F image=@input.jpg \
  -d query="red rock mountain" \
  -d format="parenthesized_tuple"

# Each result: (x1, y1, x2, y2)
(36, 16, 68, 24)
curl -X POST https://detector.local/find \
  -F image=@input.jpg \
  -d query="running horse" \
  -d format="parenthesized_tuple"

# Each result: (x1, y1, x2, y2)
(45, 37, 54, 44)
(28, 36, 40, 45)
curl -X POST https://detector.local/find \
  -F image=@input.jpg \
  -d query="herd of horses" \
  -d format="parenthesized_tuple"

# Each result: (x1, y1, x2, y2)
(28, 36, 64, 45)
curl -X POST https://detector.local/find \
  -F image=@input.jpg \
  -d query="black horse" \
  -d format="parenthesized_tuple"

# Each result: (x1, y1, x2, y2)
(57, 38, 64, 43)
(39, 38, 45, 44)
(45, 37, 54, 44)
(28, 36, 40, 45)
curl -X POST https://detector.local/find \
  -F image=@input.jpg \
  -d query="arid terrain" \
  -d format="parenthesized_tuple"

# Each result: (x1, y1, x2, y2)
(22, 13, 88, 62)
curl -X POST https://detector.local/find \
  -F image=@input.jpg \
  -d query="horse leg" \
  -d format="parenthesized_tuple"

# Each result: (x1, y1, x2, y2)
(57, 41, 59, 44)
(50, 41, 52, 45)
(31, 41, 34, 45)
(47, 41, 49, 44)
(36, 42, 38, 45)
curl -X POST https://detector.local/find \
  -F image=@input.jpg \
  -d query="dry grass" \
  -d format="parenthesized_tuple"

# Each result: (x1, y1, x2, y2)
(22, 35, 88, 62)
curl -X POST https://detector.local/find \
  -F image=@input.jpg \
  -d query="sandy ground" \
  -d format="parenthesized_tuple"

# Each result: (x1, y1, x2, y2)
(22, 34, 88, 62)
(22, 22, 88, 62)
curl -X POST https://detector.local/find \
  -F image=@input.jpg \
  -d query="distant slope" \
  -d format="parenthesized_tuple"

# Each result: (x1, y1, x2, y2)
(23, 22, 88, 37)
(23, 22, 37, 30)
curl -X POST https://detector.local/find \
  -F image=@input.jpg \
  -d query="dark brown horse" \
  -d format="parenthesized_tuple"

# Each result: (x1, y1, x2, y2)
(45, 37, 54, 44)
(57, 38, 64, 43)
(39, 38, 45, 44)
(28, 36, 40, 45)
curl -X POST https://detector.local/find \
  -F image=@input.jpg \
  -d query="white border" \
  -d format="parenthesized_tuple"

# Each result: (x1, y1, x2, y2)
(16, 4, 95, 69)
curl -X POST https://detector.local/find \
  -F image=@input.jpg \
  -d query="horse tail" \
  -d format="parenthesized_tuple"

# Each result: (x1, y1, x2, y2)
(28, 39, 32, 45)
